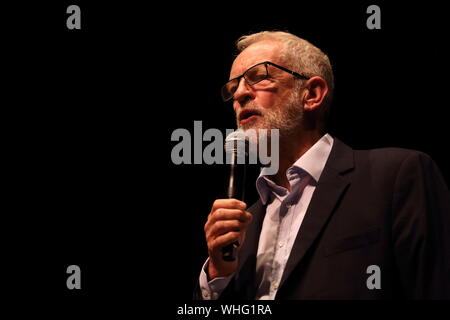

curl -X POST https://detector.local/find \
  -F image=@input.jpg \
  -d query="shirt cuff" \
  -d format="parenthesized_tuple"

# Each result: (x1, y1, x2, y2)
(199, 258, 234, 300)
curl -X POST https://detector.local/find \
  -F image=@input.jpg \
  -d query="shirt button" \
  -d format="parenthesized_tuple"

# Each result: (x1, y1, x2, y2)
(212, 292, 219, 299)
(273, 283, 279, 290)
(278, 241, 284, 248)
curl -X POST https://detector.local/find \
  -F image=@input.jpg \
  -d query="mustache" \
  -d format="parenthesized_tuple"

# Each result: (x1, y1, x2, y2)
(236, 103, 265, 118)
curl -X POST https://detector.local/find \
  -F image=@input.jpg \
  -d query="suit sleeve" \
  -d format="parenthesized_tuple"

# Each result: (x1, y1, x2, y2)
(391, 152, 450, 299)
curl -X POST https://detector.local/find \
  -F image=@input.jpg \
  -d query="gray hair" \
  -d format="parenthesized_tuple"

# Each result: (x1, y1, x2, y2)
(236, 31, 334, 131)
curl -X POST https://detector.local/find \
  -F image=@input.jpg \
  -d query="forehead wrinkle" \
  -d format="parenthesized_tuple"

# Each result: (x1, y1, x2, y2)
(229, 41, 283, 80)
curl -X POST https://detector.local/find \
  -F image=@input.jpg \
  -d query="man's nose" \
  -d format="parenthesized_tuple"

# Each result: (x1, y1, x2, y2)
(233, 77, 255, 105)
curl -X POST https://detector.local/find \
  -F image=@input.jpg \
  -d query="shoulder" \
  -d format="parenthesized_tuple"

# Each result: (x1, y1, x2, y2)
(357, 146, 428, 161)
(351, 145, 448, 192)
(331, 138, 444, 187)
(330, 138, 433, 172)
(353, 146, 434, 172)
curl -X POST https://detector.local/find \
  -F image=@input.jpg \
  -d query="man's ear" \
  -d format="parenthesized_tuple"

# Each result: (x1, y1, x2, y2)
(302, 76, 328, 112)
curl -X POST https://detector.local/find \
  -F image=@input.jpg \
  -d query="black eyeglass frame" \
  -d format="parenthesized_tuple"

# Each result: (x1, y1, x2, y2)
(221, 61, 310, 102)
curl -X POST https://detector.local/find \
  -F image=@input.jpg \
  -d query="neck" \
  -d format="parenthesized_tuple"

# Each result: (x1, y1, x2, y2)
(271, 129, 323, 190)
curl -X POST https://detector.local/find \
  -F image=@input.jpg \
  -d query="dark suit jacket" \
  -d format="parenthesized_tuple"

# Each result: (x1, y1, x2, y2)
(196, 138, 450, 299)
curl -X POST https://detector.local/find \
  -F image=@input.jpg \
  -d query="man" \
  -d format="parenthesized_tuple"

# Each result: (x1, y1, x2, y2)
(196, 31, 450, 299)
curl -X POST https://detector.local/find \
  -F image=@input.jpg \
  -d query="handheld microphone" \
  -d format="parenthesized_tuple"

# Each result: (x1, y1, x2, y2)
(222, 129, 248, 261)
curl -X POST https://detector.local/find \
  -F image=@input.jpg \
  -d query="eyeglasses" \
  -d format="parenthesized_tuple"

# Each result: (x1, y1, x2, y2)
(221, 61, 310, 102)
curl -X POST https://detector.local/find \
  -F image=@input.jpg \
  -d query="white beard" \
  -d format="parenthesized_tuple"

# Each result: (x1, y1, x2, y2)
(237, 90, 303, 139)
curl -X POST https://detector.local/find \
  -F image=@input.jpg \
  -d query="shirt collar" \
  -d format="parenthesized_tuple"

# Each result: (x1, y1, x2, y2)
(256, 133, 334, 205)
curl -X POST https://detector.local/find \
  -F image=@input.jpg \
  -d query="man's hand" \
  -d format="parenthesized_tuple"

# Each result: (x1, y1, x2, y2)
(204, 199, 253, 280)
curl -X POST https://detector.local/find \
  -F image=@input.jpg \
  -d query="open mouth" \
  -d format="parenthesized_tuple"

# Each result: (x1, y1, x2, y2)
(239, 109, 262, 124)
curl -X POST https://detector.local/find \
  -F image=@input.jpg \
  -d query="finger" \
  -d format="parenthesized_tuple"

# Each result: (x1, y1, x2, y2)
(212, 208, 249, 222)
(211, 199, 246, 212)
(208, 220, 246, 239)
(210, 231, 241, 250)
(205, 208, 247, 232)
(206, 219, 243, 241)
(205, 209, 253, 237)
(244, 211, 253, 223)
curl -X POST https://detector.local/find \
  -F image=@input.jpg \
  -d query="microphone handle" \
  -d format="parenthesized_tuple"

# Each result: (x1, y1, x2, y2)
(222, 162, 246, 262)
(222, 241, 239, 262)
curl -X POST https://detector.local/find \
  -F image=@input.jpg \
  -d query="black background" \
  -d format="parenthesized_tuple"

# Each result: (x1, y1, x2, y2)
(4, 0, 449, 316)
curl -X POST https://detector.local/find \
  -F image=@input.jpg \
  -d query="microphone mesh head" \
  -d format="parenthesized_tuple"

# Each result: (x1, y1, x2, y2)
(224, 129, 248, 157)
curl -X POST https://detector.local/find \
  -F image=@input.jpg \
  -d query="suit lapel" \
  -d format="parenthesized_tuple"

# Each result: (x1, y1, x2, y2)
(278, 138, 354, 291)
